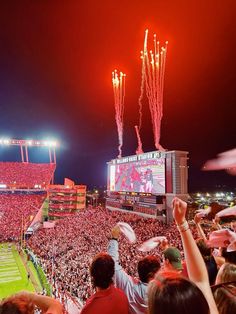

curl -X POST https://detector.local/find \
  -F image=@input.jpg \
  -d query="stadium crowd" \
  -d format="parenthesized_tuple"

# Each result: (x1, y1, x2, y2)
(0, 196, 235, 313)
(0, 194, 45, 242)
(28, 207, 194, 302)
(0, 162, 55, 187)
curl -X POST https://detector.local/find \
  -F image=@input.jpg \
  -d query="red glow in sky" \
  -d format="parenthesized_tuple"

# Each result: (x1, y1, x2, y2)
(0, 1, 235, 190)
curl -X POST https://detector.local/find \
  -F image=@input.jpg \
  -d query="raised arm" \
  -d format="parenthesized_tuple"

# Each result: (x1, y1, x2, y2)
(29, 292, 63, 314)
(194, 214, 207, 242)
(1, 291, 63, 314)
(212, 216, 222, 230)
(108, 226, 135, 291)
(172, 197, 218, 314)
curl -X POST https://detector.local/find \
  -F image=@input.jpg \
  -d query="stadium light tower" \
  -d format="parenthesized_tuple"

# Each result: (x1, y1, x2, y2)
(0, 138, 58, 163)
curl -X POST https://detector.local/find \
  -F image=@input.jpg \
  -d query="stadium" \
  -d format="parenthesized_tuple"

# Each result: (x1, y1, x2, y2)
(1, 138, 236, 314)
(1, 3, 236, 313)
(0, 139, 85, 311)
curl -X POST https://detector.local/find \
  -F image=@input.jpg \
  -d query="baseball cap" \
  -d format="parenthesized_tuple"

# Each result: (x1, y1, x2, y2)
(163, 247, 182, 270)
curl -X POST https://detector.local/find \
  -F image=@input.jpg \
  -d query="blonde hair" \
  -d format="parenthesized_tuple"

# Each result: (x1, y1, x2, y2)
(216, 263, 236, 284)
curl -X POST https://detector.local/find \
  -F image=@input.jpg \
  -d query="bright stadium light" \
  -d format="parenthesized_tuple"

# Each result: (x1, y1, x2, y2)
(27, 140, 33, 146)
(3, 139, 10, 145)
(51, 141, 57, 147)
(43, 140, 58, 147)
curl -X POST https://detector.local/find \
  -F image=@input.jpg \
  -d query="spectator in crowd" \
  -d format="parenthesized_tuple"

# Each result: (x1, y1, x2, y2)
(162, 247, 183, 272)
(81, 252, 129, 314)
(213, 284, 236, 314)
(221, 248, 236, 265)
(212, 263, 236, 314)
(215, 262, 236, 284)
(196, 238, 218, 285)
(194, 214, 224, 272)
(158, 237, 188, 277)
(0, 291, 63, 314)
(148, 272, 209, 314)
(108, 226, 160, 314)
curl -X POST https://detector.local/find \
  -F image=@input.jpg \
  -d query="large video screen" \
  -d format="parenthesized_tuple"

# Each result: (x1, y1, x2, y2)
(109, 158, 165, 194)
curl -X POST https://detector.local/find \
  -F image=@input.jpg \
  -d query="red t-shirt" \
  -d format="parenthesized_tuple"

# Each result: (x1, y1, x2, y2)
(81, 285, 129, 314)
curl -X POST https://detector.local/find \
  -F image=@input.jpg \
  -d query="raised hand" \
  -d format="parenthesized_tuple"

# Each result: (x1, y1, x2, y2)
(172, 197, 187, 225)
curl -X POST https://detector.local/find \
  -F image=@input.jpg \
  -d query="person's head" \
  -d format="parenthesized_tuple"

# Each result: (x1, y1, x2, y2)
(221, 248, 236, 264)
(213, 284, 236, 314)
(0, 294, 34, 314)
(163, 247, 182, 271)
(148, 272, 209, 314)
(196, 238, 212, 261)
(137, 255, 160, 283)
(90, 252, 114, 289)
(215, 263, 236, 285)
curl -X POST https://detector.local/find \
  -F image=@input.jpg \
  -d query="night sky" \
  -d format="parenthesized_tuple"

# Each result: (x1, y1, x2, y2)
(0, 1, 235, 192)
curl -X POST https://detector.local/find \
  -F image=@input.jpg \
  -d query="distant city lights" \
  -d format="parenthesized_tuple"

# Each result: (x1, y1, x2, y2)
(193, 191, 235, 207)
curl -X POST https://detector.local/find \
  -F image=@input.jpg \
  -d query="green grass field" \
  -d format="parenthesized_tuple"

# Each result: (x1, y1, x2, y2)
(0, 243, 42, 300)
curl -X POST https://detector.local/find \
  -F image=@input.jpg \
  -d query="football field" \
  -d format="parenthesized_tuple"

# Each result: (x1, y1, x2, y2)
(0, 243, 42, 300)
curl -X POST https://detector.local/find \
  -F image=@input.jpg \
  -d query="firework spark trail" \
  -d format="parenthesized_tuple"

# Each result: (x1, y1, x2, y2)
(138, 29, 148, 130)
(112, 70, 126, 158)
(139, 29, 168, 151)
(134, 125, 143, 154)
(135, 30, 150, 155)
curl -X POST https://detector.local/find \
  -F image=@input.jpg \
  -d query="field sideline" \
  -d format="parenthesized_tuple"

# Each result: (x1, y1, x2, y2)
(0, 243, 42, 300)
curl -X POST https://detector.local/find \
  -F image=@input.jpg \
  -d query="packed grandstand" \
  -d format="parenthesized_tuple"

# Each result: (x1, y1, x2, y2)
(0, 160, 236, 314)
(0, 162, 55, 188)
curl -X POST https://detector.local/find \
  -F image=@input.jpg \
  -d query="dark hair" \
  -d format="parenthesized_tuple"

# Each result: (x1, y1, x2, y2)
(196, 239, 212, 260)
(196, 238, 218, 285)
(0, 295, 34, 314)
(221, 249, 236, 264)
(0, 303, 21, 314)
(148, 272, 209, 314)
(138, 256, 160, 283)
(90, 253, 114, 289)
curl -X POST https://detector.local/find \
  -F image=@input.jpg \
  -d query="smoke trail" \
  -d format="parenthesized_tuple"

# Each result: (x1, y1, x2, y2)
(112, 70, 126, 158)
